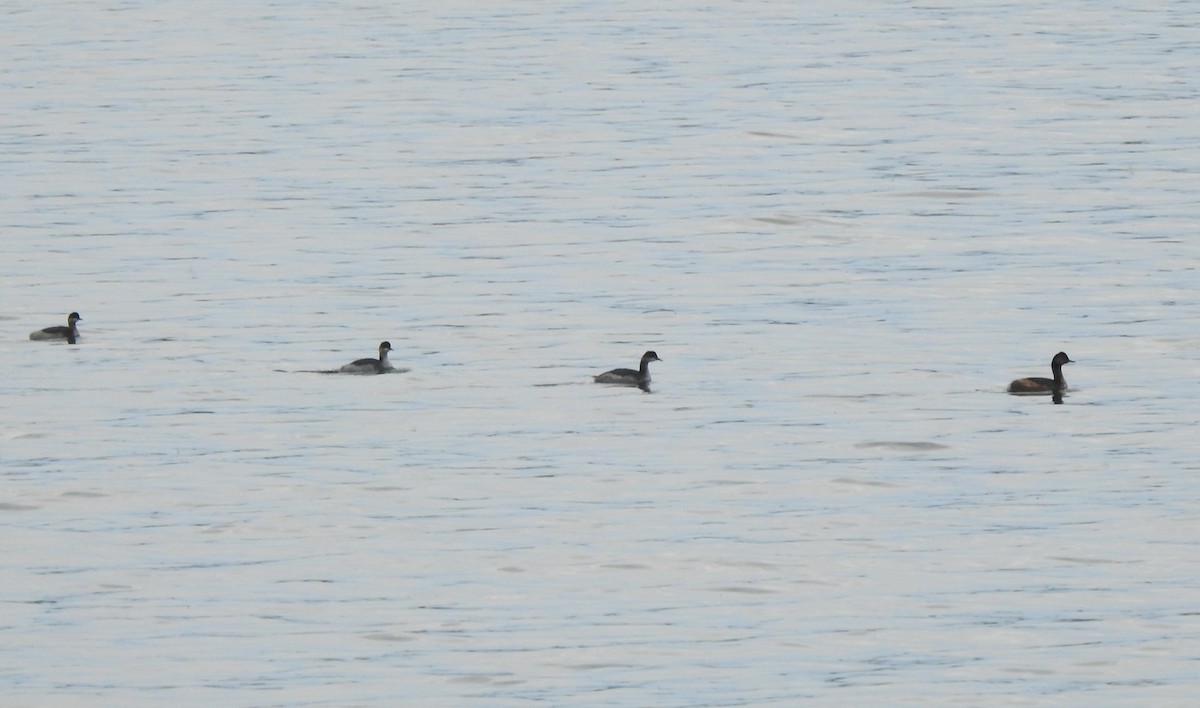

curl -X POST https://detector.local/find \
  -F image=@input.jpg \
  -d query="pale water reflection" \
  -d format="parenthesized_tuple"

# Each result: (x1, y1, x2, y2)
(3, 0, 1200, 705)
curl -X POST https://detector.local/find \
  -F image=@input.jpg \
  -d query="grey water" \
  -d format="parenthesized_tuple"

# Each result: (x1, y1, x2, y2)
(3, 1, 1200, 705)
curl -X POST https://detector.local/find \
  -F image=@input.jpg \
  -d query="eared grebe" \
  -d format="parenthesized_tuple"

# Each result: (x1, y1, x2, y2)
(29, 312, 82, 343)
(1008, 351, 1073, 394)
(340, 341, 394, 374)
(594, 350, 660, 390)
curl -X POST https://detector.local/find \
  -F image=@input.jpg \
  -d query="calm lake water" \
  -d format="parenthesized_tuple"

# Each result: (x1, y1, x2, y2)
(4, 1, 1200, 705)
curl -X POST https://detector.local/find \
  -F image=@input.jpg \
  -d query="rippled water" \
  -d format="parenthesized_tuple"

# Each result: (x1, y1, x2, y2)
(4, 1, 1200, 704)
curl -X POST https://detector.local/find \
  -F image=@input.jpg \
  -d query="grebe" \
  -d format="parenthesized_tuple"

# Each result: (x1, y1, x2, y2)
(1008, 351, 1073, 394)
(340, 341, 394, 374)
(29, 312, 81, 343)
(595, 350, 660, 390)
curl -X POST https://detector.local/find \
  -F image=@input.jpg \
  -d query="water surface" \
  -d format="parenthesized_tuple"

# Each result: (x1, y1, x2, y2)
(3, 1, 1200, 704)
